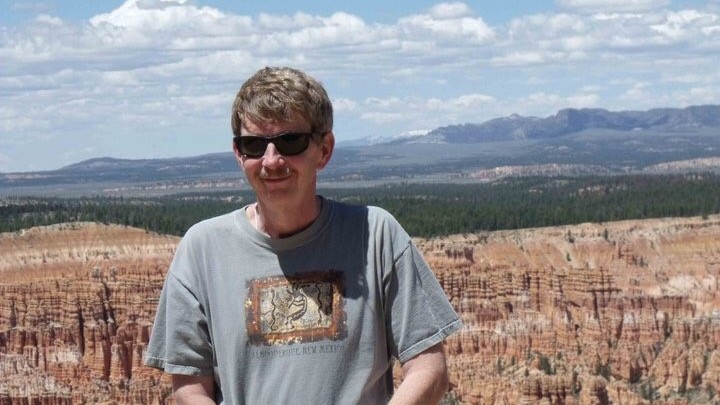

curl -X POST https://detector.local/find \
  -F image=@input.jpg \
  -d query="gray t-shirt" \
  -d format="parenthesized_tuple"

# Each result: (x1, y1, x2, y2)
(144, 198, 462, 404)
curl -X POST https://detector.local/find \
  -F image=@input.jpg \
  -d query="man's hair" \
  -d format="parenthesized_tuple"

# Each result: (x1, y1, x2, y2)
(231, 67, 333, 136)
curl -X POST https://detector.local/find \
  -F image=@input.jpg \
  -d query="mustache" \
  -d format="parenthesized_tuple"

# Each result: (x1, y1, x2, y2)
(260, 167, 291, 178)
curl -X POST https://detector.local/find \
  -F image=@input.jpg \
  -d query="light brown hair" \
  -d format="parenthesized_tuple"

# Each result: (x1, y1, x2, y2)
(231, 67, 333, 136)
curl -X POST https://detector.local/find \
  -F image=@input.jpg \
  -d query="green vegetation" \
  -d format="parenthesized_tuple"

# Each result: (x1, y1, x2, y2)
(538, 354, 556, 375)
(438, 391, 461, 405)
(0, 194, 252, 236)
(2, 174, 720, 237)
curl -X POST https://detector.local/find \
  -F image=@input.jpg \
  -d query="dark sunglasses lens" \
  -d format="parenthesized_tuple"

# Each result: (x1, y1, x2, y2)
(239, 137, 267, 157)
(275, 133, 310, 156)
(236, 133, 313, 157)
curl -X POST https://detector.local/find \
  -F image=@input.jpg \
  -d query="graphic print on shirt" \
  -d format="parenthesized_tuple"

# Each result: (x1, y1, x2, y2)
(245, 271, 346, 346)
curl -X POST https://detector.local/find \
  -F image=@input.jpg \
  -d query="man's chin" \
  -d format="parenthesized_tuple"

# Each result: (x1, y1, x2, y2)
(260, 177, 293, 189)
(257, 181, 296, 198)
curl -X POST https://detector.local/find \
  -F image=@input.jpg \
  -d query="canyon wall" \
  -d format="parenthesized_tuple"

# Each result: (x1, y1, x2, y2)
(425, 216, 720, 404)
(0, 223, 177, 404)
(2, 216, 720, 404)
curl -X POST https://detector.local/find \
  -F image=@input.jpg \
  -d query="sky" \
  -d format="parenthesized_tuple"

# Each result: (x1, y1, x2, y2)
(1, 0, 719, 173)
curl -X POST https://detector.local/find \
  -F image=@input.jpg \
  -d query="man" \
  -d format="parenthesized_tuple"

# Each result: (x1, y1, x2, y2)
(144, 66, 462, 404)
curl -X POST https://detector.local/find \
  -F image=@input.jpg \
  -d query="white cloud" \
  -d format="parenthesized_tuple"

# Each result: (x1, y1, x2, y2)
(2, 1, 720, 171)
(665, 74, 704, 84)
(650, 10, 720, 42)
(257, 12, 317, 30)
(332, 98, 358, 112)
(500, 13, 598, 64)
(428, 2, 474, 19)
(263, 12, 384, 51)
(89, 0, 228, 33)
(360, 111, 406, 124)
(11, 1, 52, 12)
(491, 51, 547, 66)
(511, 91, 605, 117)
(620, 82, 652, 102)
(398, 4, 494, 44)
(688, 86, 719, 99)
(448, 94, 495, 107)
(388, 68, 421, 78)
(556, 0, 670, 13)
(501, 9, 720, 65)
(522, 92, 563, 106)
(364, 97, 404, 109)
(4, 1, 712, 82)
(359, 93, 496, 128)
(34, 14, 63, 25)
(0, 113, 34, 133)
(0, 151, 15, 173)
(567, 93, 600, 107)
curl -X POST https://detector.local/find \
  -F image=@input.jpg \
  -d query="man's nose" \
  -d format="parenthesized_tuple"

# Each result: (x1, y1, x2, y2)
(262, 143, 284, 166)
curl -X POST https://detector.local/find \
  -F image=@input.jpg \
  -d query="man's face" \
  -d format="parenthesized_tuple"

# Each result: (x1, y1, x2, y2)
(233, 116, 334, 206)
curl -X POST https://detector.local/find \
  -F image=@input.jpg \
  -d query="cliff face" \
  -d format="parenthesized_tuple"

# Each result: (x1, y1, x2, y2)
(0, 222, 178, 404)
(423, 216, 720, 404)
(2, 217, 720, 404)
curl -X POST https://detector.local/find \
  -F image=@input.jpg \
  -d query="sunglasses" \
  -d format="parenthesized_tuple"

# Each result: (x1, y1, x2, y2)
(234, 132, 319, 158)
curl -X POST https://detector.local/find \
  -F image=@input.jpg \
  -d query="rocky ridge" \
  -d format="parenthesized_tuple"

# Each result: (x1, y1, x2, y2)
(425, 215, 720, 404)
(2, 217, 720, 404)
(0, 223, 178, 404)
(418, 105, 720, 144)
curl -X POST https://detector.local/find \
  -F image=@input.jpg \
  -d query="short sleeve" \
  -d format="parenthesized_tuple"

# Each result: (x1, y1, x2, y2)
(144, 265, 214, 375)
(385, 243, 462, 364)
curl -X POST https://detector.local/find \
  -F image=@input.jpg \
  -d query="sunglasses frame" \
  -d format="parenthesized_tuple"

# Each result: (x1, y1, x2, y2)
(234, 132, 320, 158)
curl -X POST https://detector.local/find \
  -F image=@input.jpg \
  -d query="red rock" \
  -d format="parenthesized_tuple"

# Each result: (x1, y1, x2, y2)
(0, 223, 177, 404)
(4, 216, 720, 404)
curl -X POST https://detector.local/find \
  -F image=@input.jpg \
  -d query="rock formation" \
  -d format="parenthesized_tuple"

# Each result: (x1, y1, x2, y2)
(3, 216, 720, 404)
(0, 222, 177, 404)
(423, 215, 720, 404)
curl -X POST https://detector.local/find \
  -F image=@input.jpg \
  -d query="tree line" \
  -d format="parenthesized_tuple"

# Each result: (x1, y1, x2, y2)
(1, 174, 719, 238)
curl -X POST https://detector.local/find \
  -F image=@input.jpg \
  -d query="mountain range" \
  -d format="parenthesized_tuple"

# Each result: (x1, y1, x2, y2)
(2, 105, 720, 196)
(395, 104, 720, 144)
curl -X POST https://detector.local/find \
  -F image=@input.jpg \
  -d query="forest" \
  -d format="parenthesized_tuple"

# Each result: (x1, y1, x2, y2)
(1, 173, 719, 238)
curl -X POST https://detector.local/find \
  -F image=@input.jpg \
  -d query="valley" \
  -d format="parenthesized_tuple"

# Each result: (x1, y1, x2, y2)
(2, 216, 720, 404)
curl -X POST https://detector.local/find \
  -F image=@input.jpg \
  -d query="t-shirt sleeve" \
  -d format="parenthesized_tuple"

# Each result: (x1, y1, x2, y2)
(144, 242, 214, 376)
(385, 242, 463, 364)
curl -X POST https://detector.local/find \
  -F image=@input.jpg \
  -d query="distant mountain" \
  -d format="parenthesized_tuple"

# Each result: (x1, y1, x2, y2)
(0, 153, 239, 190)
(60, 153, 237, 175)
(409, 105, 720, 144)
(337, 129, 431, 147)
(2, 105, 720, 196)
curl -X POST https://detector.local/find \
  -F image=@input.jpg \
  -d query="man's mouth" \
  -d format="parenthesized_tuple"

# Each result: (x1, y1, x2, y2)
(260, 167, 292, 180)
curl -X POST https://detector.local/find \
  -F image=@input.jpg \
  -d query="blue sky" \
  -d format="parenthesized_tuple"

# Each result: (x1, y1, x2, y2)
(1, 0, 719, 172)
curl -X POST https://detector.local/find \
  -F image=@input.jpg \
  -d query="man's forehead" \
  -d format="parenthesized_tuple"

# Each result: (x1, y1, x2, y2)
(241, 116, 311, 134)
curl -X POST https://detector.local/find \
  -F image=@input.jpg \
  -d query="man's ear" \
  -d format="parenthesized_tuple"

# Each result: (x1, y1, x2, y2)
(317, 132, 335, 170)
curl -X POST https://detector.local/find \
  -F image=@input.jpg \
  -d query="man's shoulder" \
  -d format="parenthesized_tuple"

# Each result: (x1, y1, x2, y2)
(326, 199, 393, 221)
(184, 209, 241, 239)
(326, 198, 405, 235)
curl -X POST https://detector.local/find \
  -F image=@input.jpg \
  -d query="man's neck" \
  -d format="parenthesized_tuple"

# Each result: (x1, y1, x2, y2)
(251, 196, 321, 238)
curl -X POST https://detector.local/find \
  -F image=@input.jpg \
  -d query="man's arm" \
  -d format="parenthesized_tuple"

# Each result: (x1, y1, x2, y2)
(172, 374, 216, 405)
(389, 343, 450, 405)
